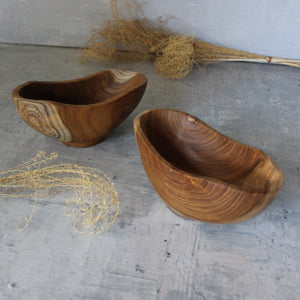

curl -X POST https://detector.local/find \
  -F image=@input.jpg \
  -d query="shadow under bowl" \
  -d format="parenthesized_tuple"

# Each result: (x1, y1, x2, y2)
(134, 108, 284, 224)
(12, 69, 147, 147)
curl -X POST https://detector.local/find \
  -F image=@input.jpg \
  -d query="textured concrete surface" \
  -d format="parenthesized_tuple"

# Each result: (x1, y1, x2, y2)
(1, 0, 300, 59)
(0, 43, 299, 300)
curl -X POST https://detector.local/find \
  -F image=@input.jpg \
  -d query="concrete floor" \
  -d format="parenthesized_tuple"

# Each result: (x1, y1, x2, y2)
(0, 43, 299, 300)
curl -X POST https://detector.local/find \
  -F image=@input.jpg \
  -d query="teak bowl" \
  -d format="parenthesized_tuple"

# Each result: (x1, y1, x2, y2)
(134, 108, 284, 224)
(12, 69, 147, 147)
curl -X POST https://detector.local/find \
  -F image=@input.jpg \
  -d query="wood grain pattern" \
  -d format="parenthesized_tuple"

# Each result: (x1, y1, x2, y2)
(134, 108, 284, 223)
(12, 69, 147, 147)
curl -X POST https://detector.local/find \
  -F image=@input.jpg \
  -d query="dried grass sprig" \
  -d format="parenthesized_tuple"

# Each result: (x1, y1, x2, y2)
(0, 151, 119, 235)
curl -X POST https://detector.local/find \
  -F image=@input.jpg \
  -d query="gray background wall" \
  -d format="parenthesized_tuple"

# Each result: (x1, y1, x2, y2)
(1, 0, 300, 59)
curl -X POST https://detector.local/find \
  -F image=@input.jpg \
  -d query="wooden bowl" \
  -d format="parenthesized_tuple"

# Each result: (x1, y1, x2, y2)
(12, 70, 147, 147)
(134, 108, 284, 223)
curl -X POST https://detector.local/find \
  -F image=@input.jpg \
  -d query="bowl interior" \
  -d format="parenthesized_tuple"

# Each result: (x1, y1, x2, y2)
(139, 109, 274, 190)
(18, 70, 144, 105)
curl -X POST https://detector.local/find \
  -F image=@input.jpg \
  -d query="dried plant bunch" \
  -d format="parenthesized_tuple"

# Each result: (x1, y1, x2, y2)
(82, 0, 300, 79)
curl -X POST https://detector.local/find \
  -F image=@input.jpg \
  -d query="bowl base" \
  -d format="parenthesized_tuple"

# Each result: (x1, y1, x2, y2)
(167, 205, 191, 220)
(62, 139, 103, 148)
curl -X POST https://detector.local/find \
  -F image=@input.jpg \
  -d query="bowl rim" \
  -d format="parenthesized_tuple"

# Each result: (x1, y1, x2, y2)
(12, 69, 148, 108)
(134, 107, 284, 195)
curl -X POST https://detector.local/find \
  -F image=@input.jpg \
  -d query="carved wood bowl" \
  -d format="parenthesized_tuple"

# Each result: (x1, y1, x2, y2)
(134, 108, 284, 223)
(12, 70, 147, 147)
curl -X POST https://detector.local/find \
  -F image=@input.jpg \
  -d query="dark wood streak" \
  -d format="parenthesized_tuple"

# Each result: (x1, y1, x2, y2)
(15, 100, 72, 142)
(134, 108, 284, 224)
(12, 70, 147, 147)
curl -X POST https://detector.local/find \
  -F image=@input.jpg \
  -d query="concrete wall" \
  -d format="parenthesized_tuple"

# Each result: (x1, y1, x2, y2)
(1, 0, 300, 59)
